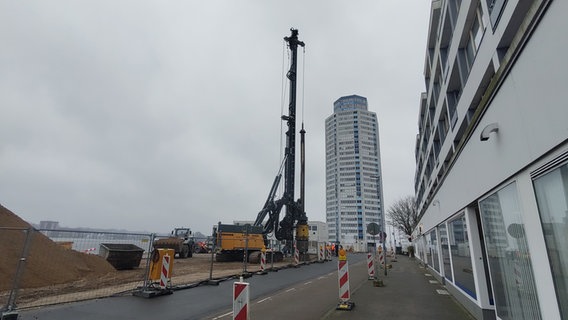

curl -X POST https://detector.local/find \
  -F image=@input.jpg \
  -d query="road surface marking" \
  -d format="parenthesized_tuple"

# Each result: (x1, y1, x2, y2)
(304, 281, 312, 285)
(285, 288, 296, 293)
(212, 311, 232, 319)
(425, 273, 432, 277)
(429, 280, 438, 284)
(436, 289, 450, 295)
(257, 297, 272, 304)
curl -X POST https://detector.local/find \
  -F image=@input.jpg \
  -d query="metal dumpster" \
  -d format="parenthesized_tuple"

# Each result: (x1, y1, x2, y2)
(99, 243, 144, 270)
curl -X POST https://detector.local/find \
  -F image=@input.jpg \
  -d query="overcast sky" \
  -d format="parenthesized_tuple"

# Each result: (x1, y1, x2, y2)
(0, 1, 431, 234)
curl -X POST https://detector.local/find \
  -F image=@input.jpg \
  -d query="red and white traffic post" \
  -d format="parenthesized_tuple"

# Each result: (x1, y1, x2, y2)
(336, 248, 355, 310)
(233, 281, 250, 320)
(294, 241, 300, 266)
(366, 252, 375, 280)
(378, 246, 385, 270)
(160, 253, 171, 289)
(257, 247, 267, 275)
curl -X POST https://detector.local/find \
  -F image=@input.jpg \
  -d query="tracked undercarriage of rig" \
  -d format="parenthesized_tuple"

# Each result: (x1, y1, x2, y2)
(214, 28, 309, 263)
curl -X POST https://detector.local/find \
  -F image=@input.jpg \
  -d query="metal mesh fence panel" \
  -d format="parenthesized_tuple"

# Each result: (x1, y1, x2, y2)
(12, 229, 153, 309)
(0, 227, 29, 312)
(3, 228, 324, 311)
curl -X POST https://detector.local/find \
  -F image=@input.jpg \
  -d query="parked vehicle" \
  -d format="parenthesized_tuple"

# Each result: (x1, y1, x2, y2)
(153, 228, 195, 259)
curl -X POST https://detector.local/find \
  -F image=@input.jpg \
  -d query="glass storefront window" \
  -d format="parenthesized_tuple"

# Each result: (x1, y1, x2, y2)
(479, 182, 541, 320)
(439, 223, 453, 281)
(533, 163, 568, 319)
(430, 229, 440, 272)
(420, 236, 426, 262)
(449, 214, 476, 299)
(425, 233, 432, 267)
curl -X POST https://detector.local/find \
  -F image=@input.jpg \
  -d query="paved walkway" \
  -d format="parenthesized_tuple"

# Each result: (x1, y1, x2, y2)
(323, 254, 475, 319)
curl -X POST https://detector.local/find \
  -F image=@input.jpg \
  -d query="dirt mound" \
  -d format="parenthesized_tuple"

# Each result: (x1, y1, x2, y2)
(0, 204, 116, 291)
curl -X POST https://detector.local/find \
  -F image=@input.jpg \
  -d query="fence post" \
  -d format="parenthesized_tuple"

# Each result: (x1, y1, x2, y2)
(206, 226, 221, 286)
(242, 226, 249, 274)
(5, 227, 34, 313)
(209, 233, 216, 281)
(140, 233, 155, 291)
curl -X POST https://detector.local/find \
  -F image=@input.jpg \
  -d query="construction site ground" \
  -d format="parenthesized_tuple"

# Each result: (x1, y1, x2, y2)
(1, 204, 314, 310)
(11, 253, 301, 309)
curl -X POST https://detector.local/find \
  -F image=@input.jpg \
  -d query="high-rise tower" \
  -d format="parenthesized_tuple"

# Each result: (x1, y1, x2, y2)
(325, 95, 384, 250)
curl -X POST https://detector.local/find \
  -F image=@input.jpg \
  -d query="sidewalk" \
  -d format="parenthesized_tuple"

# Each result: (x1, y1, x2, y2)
(324, 254, 475, 320)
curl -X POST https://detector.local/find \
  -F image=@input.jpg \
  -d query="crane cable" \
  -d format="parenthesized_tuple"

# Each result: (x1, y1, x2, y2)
(278, 39, 290, 199)
(280, 39, 289, 168)
(301, 46, 306, 127)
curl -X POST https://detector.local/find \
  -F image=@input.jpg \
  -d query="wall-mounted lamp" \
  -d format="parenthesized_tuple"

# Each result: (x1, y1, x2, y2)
(480, 122, 499, 141)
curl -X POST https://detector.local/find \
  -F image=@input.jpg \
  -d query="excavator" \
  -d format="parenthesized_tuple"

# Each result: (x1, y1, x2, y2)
(214, 28, 309, 263)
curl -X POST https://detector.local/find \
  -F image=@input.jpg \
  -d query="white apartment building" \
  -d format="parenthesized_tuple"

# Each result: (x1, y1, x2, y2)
(325, 95, 385, 251)
(414, 0, 567, 319)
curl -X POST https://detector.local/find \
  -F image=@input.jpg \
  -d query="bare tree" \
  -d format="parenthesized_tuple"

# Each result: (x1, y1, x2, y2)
(387, 195, 418, 236)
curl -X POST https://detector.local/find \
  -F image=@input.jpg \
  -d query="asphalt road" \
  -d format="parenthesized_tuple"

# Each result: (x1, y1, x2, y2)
(20, 254, 366, 320)
(218, 256, 369, 320)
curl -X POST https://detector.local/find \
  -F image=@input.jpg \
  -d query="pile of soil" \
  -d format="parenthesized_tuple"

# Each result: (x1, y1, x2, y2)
(0, 204, 116, 291)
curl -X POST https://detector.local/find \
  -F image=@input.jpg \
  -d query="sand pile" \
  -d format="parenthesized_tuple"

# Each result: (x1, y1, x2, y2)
(0, 204, 116, 291)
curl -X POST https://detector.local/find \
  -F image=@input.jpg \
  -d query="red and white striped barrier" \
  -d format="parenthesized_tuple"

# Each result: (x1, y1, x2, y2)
(377, 248, 385, 269)
(257, 250, 267, 274)
(367, 253, 375, 279)
(319, 244, 324, 261)
(260, 251, 266, 271)
(338, 260, 350, 301)
(336, 249, 354, 310)
(160, 254, 171, 289)
(294, 244, 300, 266)
(233, 281, 249, 320)
(326, 246, 332, 261)
(84, 247, 96, 254)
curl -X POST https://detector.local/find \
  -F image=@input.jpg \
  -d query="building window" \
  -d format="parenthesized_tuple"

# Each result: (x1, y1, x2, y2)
(439, 222, 453, 281)
(428, 230, 440, 272)
(533, 162, 568, 319)
(487, 0, 506, 29)
(458, 4, 485, 83)
(449, 213, 476, 299)
(479, 182, 541, 320)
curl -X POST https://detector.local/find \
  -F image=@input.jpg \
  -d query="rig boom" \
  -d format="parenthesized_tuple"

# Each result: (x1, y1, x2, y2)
(255, 28, 309, 253)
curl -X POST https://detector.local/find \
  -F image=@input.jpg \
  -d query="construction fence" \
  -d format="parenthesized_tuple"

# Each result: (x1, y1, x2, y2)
(0, 227, 153, 312)
(1, 227, 328, 314)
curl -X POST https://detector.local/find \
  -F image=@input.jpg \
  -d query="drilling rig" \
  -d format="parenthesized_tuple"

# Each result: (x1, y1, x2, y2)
(214, 28, 309, 262)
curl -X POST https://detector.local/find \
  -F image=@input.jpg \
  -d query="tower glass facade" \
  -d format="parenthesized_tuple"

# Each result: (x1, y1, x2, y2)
(325, 95, 384, 250)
